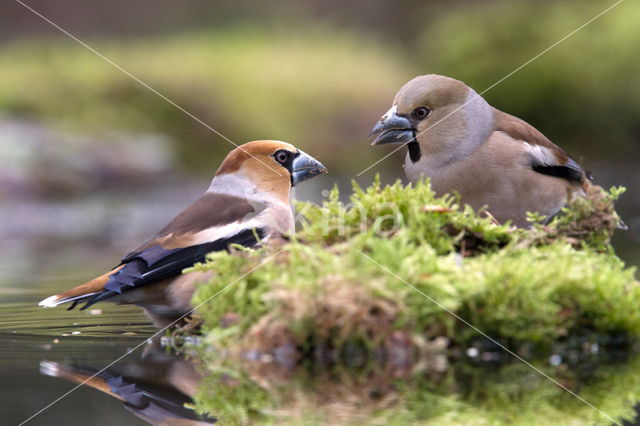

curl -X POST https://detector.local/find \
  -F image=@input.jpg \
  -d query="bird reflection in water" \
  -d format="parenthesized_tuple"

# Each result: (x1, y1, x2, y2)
(40, 340, 215, 425)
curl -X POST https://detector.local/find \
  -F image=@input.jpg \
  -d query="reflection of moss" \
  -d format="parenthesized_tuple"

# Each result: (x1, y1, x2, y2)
(192, 178, 635, 353)
(194, 367, 273, 425)
(193, 360, 451, 425)
(0, 28, 409, 172)
(405, 356, 640, 425)
(193, 354, 640, 425)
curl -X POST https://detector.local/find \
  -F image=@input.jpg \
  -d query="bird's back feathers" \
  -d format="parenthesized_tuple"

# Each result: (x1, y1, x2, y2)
(156, 193, 256, 240)
(493, 109, 585, 184)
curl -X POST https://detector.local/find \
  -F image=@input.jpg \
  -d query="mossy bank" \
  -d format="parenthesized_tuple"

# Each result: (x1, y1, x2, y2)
(191, 178, 635, 354)
(186, 178, 636, 424)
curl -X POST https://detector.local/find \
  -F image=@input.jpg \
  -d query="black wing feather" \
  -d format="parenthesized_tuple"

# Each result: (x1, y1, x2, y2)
(531, 157, 584, 183)
(108, 375, 217, 423)
(78, 228, 265, 310)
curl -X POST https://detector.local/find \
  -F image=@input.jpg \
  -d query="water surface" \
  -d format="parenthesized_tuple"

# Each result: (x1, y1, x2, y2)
(1, 287, 156, 425)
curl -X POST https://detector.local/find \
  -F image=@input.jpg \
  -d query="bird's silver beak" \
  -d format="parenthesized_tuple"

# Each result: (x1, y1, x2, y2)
(369, 105, 416, 146)
(291, 150, 328, 186)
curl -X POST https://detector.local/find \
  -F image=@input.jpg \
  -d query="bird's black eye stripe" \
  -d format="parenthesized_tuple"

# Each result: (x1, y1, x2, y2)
(274, 149, 290, 165)
(412, 107, 431, 120)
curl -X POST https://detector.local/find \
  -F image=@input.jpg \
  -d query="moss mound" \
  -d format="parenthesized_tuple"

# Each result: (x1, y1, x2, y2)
(192, 178, 636, 356)
(188, 178, 637, 424)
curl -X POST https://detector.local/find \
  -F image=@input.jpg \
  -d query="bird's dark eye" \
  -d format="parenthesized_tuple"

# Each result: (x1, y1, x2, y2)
(412, 107, 431, 120)
(274, 149, 290, 165)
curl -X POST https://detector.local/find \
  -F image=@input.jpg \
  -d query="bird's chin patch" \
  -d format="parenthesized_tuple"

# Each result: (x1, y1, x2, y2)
(407, 141, 421, 163)
(370, 129, 416, 146)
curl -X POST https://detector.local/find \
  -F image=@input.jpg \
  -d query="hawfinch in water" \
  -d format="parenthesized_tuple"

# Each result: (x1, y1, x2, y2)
(370, 74, 589, 227)
(38, 140, 327, 326)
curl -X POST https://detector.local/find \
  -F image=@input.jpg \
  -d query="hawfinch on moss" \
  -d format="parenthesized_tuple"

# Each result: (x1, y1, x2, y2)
(38, 140, 327, 326)
(370, 74, 591, 227)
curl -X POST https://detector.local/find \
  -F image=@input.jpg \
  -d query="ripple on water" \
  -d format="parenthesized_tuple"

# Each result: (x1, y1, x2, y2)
(0, 296, 157, 367)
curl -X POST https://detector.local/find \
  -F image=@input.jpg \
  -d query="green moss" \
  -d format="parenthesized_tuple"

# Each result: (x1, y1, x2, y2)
(192, 178, 635, 351)
(189, 178, 637, 424)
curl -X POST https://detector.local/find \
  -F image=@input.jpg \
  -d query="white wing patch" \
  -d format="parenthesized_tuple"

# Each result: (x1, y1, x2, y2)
(525, 143, 559, 166)
(185, 216, 270, 247)
(160, 206, 293, 249)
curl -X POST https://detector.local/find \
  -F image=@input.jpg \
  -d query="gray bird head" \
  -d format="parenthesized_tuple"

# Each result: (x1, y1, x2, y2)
(369, 74, 474, 163)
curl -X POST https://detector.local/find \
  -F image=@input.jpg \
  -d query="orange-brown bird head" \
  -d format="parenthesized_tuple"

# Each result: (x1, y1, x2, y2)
(215, 140, 327, 202)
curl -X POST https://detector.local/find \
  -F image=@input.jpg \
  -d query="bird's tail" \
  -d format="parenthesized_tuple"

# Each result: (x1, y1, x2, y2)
(38, 266, 123, 309)
(40, 361, 125, 400)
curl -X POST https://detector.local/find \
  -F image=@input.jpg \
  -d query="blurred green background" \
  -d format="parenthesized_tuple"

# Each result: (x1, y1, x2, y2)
(1, 0, 638, 266)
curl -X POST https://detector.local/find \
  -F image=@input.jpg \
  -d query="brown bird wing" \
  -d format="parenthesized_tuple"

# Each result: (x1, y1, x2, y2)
(80, 192, 265, 309)
(493, 109, 585, 183)
(42, 193, 266, 309)
(127, 192, 258, 254)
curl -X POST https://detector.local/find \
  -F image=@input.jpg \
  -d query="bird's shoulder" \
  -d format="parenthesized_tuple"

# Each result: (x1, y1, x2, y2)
(492, 108, 584, 183)
(493, 109, 567, 159)
(130, 191, 263, 255)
